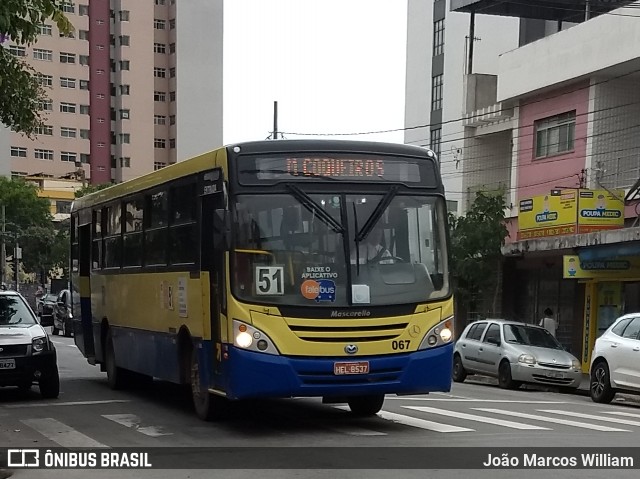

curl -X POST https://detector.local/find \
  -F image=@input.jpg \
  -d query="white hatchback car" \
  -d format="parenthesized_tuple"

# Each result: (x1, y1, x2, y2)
(590, 313, 640, 403)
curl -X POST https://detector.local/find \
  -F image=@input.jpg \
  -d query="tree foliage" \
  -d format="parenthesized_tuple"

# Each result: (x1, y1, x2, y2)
(448, 191, 509, 315)
(74, 182, 112, 198)
(0, 0, 73, 135)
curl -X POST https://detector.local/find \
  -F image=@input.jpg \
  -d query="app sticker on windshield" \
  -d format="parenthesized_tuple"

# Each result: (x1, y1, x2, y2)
(301, 279, 336, 302)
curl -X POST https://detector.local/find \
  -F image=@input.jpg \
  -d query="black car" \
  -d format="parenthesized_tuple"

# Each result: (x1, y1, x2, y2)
(52, 289, 73, 337)
(36, 293, 58, 327)
(0, 291, 60, 398)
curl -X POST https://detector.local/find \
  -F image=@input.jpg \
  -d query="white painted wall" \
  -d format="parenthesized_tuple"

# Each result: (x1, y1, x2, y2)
(0, 126, 10, 178)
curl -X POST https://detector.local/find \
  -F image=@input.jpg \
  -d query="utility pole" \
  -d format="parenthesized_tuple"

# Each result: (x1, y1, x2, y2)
(1, 205, 5, 286)
(272, 100, 279, 140)
(14, 242, 21, 292)
(467, 12, 476, 75)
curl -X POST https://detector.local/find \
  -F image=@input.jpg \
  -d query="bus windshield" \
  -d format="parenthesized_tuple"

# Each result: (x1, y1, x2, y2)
(231, 190, 449, 307)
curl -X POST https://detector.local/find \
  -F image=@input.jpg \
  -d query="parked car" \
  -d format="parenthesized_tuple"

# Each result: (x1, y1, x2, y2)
(52, 289, 74, 337)
(36, 293, 58, 327)
(453, 319, 582, 391)
(0, 290, 60, 398)
(589, 313, 640, 403)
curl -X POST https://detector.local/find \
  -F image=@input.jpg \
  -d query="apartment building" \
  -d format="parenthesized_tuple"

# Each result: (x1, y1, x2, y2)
(3, 0, 223, 184)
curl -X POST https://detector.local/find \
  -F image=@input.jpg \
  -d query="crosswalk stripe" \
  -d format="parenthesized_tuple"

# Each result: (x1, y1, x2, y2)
(102, 414, 172, 437)
(404, 406, 550, 430)
(333, 406, 473, 433)
(21, 418, 108, 448)
(323, 425, 387, 436)
(539, 409, 640, 427)
(388, 398, 568, 403)
(602, 411, 640, 420)
(4, 400, 130, 409)
(474, 408, 630, 432)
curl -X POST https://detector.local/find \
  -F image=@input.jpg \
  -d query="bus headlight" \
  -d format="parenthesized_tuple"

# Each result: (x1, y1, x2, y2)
(232, 320, 280, 355)
(418, 316, 454, 350)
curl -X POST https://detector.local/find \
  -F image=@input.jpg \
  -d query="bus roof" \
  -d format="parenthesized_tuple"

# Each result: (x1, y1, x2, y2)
(71, 140, 438, 212)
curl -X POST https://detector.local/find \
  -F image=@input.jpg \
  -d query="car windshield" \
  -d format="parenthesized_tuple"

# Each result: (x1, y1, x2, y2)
(0, 295, 37, 326)
(231, 191, 449, 307)
(504, 324, 563, 349)
(43, 294, 57, 302)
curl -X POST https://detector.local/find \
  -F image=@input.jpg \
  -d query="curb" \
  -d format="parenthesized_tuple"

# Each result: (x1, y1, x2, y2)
(0, 469, 13, 479)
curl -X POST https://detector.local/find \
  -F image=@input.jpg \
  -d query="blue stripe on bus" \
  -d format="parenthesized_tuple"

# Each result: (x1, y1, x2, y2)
(224, 343, 454, 400)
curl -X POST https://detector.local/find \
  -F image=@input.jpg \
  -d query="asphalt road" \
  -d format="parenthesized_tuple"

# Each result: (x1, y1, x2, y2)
(2, 332, 640, 479)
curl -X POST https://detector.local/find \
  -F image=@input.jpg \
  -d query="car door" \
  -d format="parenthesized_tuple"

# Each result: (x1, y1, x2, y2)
(612, 317, 640, 390)
(477, 322, 502, 376)
(459, 322, 487, 373)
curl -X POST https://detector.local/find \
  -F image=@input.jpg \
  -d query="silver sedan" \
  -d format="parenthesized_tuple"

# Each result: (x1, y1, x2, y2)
(453, 319, 582, 391)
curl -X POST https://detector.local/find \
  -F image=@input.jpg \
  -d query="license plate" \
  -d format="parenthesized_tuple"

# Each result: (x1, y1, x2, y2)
(0, 359, 16, 370)
(334, 361, 369, 375)
(546, 370, 564, 379)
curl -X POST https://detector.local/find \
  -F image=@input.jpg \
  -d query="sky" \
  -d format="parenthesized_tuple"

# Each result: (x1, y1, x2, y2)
(223, 0, 409, 145)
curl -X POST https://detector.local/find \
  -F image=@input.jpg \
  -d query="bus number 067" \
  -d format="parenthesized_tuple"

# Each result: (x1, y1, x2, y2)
(392, 340, 410, 350)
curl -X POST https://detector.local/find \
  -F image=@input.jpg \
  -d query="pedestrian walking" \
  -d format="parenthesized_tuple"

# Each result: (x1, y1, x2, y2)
(539, 307, 558, 337)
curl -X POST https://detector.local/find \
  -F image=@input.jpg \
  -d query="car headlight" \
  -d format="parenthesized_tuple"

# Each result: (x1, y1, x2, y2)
(233, 320, 280, 355)
(32, 336, 48, 353)
(518, 354, 536, 365)
(571, 359, 581, 369)
(418, 316, 454, 349)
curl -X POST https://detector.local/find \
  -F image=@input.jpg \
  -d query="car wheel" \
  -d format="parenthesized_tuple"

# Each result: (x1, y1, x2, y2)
(347, 395, 385, 416)
(191, 347, 227, 421)
(452, 354, 467, 383)
(105, 330, 128, 390)
(590, 360, 615, 403)
(52, 325, 59, 336)
(498, 360, 519, 389)
(39, 367, 60, 399)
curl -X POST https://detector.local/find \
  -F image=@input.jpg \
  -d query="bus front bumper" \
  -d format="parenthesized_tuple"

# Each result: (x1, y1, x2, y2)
(223, 343, 453, 400)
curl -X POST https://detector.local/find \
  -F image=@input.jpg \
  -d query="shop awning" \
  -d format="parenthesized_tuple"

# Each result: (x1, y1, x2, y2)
(578, 242, 640, 261)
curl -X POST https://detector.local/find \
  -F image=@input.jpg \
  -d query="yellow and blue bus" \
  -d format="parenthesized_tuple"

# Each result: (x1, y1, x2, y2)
(71, 140, 454, 420)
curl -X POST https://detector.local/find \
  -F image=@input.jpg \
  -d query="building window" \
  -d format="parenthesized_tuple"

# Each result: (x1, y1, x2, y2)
(80, 79, 90, 90)
(169, 91, 176, 102)
(80, 104, 90, 114)
(8, 45, 26, 57)
(60, 102, 77, 113)
(79, 4, 88, 15)
(154, 91, 166, 102)
(60, 30, 74, 38)
(119, 157, 131, 168)
(61, 127, 77, 138)
(80, 129, 90, 139)
(431, 74, 443, 111)
(33, 48, 53, 61)
(37, 24, 52, 35)
(155, 0, 166, 4)
(96, 69, 106, 75)
(169, 43, 176, 54)
(79, 55, 90, 66)
(80, 153, 90, 164)
(35, 149, 54, 160)
(169, 67, 176, 78)
(96, 19, 105, 25)
(96, 45, 105, 51)
(154, 115, 166, 125)
(120, 109, 130, 119)
(430, 128, 442, 158)
(38, 99, 53, 111)
(169, 115, 176, 125)
(119, 133, 131, 144)
(97, 141, 106, 147)
(120, 60, 130, 70)
(446, 200, 458, 214)
(154, 162, 167, 170)
(79, 29, 89, 40)
(169, 139, 176, 149)
(10, 147, 27, 158)
(433, 19, 445, 56)
(119, 10, 130, 21)
(154, 43, 166, 54)
(154, 19, 165, 30)
(56, 201, 72, 214)
(154, 138, 166, 148)
(96, 93, 105, 99)
(35, 74, 53, 87)
(169, 18, 176, 30)
(97, 118, 105, 124)
(60, 52, 76, 63)
(154, 67, 166, 78)
(61, 151, 77, 162)
(60, 77, 76, 88)
(61, 2, 75, 13)
(119, 35, 130, 46)
(535, 111, 576, 158)
(120, 84, 130, 95)
(36, 125, 53, 136)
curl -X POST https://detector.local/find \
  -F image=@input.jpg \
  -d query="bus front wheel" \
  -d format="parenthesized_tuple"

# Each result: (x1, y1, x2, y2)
(190, 348, 227, 421)
(347, 395, 384, 416)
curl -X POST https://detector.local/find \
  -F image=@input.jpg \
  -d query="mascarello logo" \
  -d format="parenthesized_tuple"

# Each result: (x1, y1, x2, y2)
(300, 279, 336, 302)
(580, 194, 622, 219)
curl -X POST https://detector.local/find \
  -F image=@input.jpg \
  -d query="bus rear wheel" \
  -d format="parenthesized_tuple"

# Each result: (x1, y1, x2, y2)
(190, 348, 227, 421)
(347, 395, 384, 416)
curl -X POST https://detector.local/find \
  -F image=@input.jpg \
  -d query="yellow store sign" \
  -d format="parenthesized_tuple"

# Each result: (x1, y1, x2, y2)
(563, 255, 640, 279)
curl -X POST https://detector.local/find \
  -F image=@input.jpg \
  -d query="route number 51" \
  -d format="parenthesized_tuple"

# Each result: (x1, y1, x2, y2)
(255, 266, 284, 295)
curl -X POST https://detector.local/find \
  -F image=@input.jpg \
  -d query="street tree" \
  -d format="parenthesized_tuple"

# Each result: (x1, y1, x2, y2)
(449, 190, 509, 321)
(0, 0, 73, 135)
(74, 182, 112, 198)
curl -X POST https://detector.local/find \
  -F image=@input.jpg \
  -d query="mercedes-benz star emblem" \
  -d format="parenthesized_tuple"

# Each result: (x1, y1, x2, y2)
(344, 344, 358, 354)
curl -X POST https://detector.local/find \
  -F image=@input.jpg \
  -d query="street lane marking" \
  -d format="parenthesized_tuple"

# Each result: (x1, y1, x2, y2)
(323, 425, 387, 436)
(603, 411, 640, 419)
(474, 408, 630, 432)
(333, 406, 473, 433)
(539, 409, 640, 427)
(404, 406, 550, 430)
(102, 414, 173, 437)
(21, 418, 108, 448)
(4, 400, 130, 408)
(387, 398, 568, 403)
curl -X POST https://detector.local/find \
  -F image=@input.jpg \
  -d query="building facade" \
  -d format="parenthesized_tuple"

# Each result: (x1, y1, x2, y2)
(2, 0, 223, 184)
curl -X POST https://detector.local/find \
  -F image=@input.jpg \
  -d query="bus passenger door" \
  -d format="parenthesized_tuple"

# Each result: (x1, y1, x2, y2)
(73, 219, 95, 359)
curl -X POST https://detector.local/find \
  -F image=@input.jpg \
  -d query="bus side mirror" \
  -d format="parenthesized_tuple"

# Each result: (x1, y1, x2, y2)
(214, 208, 231, 250)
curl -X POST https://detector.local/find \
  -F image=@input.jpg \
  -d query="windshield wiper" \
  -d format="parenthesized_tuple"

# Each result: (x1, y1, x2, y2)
(285, 183, 345, 234)
(355, 186, 399, 243)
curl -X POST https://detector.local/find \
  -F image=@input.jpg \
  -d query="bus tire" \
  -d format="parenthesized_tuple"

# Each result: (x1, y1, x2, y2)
(347, 395, 384, 416)
(190, 348, 227, 421)
(105, 330, 127, 390)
